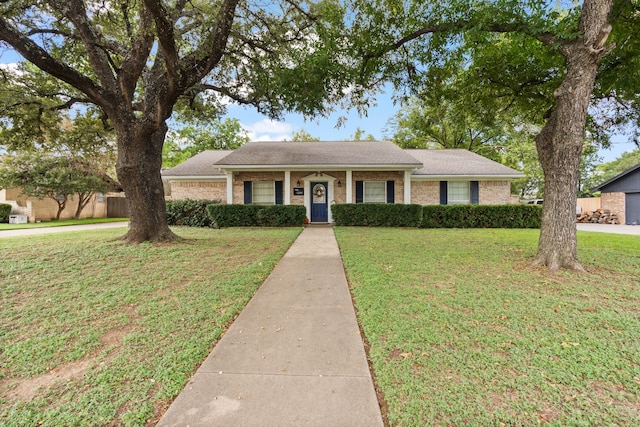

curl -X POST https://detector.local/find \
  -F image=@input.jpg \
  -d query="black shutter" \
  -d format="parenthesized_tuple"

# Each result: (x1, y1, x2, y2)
(275, 181, 283, 204)
(386, 180, 395, 204)
(355, 181, 364, 203)
(471, 181, 479, 204)
(440, 181, 448, 205)
(244, 181, 252, 204)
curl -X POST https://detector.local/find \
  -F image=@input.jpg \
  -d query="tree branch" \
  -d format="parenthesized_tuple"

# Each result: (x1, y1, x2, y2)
(143, 0, 180, 97)
(49, 0, 118, 95)
(0, 18, 110, 108)
(118, 6, 155, 105)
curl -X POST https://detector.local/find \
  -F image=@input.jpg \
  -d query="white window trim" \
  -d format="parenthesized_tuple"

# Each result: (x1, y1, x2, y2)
(252, 181, 276, 205)
(363, 181, 387, 204)
(447, 181, 470, 205)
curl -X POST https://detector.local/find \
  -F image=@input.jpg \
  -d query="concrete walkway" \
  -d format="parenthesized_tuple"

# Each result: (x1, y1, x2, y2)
(158, 227, 384, 427)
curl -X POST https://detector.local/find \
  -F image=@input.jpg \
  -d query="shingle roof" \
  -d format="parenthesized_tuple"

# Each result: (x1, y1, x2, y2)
(215, 141, 422, 168)
(408, 149, 524, 177)
(162, 150, 231, 177)
(591, 163, 640, 191)
(160, 145, 524, 179)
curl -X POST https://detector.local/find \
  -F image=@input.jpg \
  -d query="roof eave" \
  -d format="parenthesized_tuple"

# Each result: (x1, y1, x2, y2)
(591, 163, 640, 191)
(216, 164, 422, 171)
(163, 175, 227, 180)
(411, 174, 525, 180)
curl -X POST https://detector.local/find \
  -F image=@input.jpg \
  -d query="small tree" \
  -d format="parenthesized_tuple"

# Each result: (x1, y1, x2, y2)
(0, 153, 112, 220)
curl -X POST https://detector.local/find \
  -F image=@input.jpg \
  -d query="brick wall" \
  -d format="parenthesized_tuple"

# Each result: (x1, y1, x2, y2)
(410, 181, 440, 205)
(601, 192, 625, 224)
(166, 173, 515, 207)
(479, 181, 513, 204)
(352, 171, 406, 204)
(410, 180, 514, 205)
(1, 188, 107, 222)
(169, 180, 226, 202)
(233, 172, 285, 204)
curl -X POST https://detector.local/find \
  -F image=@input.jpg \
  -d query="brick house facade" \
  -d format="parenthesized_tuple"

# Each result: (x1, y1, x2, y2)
(163, 141, 525, 223)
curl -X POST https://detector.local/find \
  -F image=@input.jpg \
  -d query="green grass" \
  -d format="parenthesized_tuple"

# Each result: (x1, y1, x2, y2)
(0, 218, 129, 230)
(335, 228, 640, 426)
(0, 226, 301, 426)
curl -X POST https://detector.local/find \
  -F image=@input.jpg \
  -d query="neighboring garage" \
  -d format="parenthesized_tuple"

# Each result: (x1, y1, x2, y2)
(593, 163, 640, 225)
(627, 193, 640, 224)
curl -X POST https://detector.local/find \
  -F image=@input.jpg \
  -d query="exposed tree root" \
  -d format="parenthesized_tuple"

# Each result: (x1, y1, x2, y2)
(531, 255, 587, 273)
(110, 229, 182, 244)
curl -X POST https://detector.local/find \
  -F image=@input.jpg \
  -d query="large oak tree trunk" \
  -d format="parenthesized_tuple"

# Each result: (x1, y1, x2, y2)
(115, 120, 178, 243)
(532, 0, 613, 271)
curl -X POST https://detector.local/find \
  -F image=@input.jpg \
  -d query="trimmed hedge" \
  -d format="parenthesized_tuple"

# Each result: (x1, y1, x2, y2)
(0, 203, 11, 223)
(207, 204, 306, 228)
(166, 199, 220, 227)
(421, 204, 541, 228)
(330, 203, 541, 228)
(331, 204, 423, 227)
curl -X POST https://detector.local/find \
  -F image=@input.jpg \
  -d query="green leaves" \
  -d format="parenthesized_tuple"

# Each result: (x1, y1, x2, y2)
(0, 152, 113, 218)
(161, 118, 249, 168)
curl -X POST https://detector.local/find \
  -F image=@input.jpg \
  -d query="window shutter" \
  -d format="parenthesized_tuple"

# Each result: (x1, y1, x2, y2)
(386, 180, 395, 204)
(275, 181, 283, 205)
(244, 181, 252, 204)
(471, 181, 479, 204)
(355, 181, 364, 203)
(440, 181, 448, 205)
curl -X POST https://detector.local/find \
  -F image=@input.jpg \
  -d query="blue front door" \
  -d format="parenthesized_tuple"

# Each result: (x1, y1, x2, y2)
(310, 182, 328, 222)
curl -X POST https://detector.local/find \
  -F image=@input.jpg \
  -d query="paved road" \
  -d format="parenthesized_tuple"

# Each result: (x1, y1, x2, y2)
(576, 223, 640, 235)
(0, 222, 128, 238)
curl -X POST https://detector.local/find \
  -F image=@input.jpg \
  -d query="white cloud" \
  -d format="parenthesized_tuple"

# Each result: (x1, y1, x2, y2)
(242, 119, 294, 141)
(0, 63, 22, 75)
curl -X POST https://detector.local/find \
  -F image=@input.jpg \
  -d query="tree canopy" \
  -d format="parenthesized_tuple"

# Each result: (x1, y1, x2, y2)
(0, 0, 353, 243)
(162, 118, 249, 169)
(347, 0, 639, 270)
(0, 152, 113, 219)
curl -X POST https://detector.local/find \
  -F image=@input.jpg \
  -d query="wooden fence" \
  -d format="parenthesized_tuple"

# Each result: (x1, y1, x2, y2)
(107, 197, 129, 218)
(576, 197, 601, 214)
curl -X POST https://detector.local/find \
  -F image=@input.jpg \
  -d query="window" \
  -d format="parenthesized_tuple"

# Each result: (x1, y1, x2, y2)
(363, 181, 386, 203)
(252, 181, 275, 204)
(447, 181, 470, 204)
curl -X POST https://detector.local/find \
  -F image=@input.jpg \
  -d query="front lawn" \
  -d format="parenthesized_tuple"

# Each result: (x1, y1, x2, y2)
(0, 227, 301, 426)
(335, 228, 640, 426)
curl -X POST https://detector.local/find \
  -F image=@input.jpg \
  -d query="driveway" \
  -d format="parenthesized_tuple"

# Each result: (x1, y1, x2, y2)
(577, 223, 640, 236)
(0, 222, 128, 238)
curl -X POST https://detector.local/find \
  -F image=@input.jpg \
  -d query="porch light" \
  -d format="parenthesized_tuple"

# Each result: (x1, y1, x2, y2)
(337, 180, 342, 187)
(296, 180, 301, 186)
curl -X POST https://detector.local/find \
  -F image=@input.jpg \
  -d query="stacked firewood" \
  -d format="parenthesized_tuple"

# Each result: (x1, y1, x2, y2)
(576, 209, 620, 224)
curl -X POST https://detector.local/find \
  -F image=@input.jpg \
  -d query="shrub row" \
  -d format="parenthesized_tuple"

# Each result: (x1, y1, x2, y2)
(206, 204, 306, 228)
(0, 203, 11, 223)
(166, 200, 540, 229)
(166, 199, 220, 227)
(331, 203, 541, 228)
(421, 204, 541, 228)
(332, 204, 423, 227)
